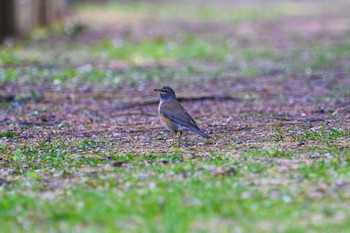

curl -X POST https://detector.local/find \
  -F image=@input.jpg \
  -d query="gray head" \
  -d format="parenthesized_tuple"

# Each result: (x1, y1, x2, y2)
(154, 86, 176, 101)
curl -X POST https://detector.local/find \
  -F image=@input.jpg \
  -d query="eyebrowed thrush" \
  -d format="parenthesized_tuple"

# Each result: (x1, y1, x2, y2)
(154, 86, 211, 146)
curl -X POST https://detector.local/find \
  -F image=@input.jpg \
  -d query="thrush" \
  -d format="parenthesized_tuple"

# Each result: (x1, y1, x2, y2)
(154, 86, 211, 146)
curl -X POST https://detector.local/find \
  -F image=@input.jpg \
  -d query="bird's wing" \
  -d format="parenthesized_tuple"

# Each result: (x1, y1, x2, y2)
(160, 100, 200, 130)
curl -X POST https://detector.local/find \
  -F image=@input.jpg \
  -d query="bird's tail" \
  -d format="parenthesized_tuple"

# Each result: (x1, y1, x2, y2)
(191, 128, 211, 139)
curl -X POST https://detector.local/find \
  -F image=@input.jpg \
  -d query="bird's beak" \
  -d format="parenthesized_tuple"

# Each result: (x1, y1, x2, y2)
(154, 89, 162, 92)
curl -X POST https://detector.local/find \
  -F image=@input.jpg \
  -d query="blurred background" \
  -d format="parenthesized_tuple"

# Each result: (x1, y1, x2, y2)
(0, 0, 68, 38)
(1, 0, 349, 95)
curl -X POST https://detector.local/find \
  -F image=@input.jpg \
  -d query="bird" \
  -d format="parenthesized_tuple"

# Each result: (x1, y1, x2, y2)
(154, 86, 211, 146)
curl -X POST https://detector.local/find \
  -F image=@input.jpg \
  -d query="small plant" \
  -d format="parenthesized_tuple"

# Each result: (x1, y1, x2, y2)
(0, 131, 17, 138)
(272, 125, 284, 142)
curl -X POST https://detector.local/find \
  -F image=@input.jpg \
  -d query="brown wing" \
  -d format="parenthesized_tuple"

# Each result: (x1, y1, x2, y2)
(160, 100, 211, 138)
(160, 100, 200, 131)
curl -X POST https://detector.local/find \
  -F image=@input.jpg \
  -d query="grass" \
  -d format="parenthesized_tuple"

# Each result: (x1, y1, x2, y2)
(1, 0, 350, 232)
(1, 131, 350, 232)
(1, 23, 349, 89)
(76, 0, 347, 23)
(96, 37, 229, 64)
(2, 39, 348, 88)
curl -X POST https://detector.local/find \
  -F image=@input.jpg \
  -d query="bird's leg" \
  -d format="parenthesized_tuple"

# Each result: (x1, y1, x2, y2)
(178, 131, 183, 147)
(183, 131, 188, 146)
(172, 131, 177, 147)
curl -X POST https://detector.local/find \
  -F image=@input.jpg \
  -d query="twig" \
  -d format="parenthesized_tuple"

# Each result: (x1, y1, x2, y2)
(274, 116, 325, 123)
(0, 95, 16, 101)
(334, 101, 350, 109)
(0, 95, 44, 103)
(0, 120, 55, 126)
(17, 121, 56, 126)
(115, 95, 239, 110)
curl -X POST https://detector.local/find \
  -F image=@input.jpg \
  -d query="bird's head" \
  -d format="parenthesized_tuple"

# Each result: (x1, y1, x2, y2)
(154, 86, 176, 101)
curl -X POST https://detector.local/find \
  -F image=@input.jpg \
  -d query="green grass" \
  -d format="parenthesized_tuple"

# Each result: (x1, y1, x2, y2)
(3, 40, 348, 87)
(1, 17, 349, 87)
(1, 136, 350, 232)
(0, 49, 21, 65)
(96, 37, 229, 63)
(0, 131, 17, 138)
(1, 96, 349, 226)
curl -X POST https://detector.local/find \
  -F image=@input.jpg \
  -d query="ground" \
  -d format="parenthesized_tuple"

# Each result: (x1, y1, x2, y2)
(1, 0, 350, 232)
